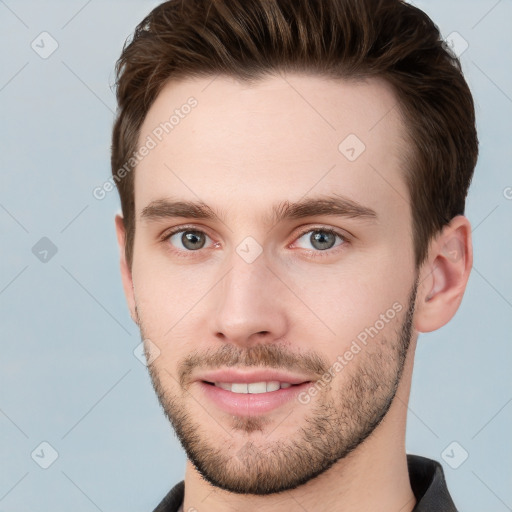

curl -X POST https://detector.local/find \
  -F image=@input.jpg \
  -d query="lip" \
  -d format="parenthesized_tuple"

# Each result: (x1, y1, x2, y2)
(195, 368, 313, 385)
(198, 380, 312, 416)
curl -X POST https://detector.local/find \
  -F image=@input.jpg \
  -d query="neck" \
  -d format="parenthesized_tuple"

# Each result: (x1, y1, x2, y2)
(182, 339, 418, 512)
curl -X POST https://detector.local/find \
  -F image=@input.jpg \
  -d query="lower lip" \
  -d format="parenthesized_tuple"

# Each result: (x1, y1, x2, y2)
(198, 381, 312, 416)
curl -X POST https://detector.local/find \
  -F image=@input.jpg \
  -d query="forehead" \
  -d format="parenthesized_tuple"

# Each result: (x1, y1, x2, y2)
(134, 73, 410, 223)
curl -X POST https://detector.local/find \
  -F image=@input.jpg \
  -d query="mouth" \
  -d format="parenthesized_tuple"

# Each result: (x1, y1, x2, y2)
(198, 380, 313, 416)
(201, 380, 310, 394)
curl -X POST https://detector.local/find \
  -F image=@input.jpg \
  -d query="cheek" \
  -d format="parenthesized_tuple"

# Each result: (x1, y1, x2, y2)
(289, 259, 410, 352)
(131, 249, 216, 333)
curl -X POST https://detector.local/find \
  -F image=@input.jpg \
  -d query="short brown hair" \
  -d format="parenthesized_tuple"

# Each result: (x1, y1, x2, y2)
(111, 0, 478, 270)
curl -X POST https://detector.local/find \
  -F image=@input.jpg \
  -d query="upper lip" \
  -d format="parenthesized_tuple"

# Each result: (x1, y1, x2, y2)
(196, 369, 313, 385)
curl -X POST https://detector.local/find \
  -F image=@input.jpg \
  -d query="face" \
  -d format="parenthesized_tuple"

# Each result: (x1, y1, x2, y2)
(125, 73, 419, 494)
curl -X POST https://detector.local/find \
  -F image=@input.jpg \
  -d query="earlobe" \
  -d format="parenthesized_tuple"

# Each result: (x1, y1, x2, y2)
(415, 215, 473, 333)
(114, 213, 138, 325)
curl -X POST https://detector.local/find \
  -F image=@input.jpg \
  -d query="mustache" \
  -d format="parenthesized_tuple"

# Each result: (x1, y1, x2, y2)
(177, 343, 330, 389)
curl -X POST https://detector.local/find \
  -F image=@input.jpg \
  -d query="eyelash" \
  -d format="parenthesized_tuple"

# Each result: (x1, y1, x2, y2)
(160, 225, 349, 260)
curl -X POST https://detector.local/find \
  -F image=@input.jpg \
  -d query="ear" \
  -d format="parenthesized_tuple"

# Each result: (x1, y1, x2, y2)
(414, 215, 473, 333)
(115, 213, 138, 325)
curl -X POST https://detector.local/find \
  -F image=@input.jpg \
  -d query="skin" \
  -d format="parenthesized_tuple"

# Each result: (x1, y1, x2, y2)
(115, 72, 473, 512)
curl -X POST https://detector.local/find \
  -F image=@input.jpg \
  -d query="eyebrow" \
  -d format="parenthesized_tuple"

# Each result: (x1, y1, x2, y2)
(139, 194, 378, 227)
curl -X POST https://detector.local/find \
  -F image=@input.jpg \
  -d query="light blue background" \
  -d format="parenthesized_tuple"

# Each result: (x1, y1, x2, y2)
(1, 1, 511, 510)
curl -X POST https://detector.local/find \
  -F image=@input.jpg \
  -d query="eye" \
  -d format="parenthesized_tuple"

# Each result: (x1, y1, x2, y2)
(163, 227, 215, 253)
(292, 227, 347, 257)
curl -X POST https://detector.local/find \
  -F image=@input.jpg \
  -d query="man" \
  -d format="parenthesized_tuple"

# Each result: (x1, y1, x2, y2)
(111, 0, 478, 510)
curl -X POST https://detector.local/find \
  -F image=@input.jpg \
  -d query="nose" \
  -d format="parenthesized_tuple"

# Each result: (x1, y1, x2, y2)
(210, 251, 288, 348)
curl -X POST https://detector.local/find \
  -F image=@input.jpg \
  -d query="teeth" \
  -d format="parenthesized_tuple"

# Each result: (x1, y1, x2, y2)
(248, 382, 267, 394)
(213, 381, 294, 393)
(231, 383, 249, 393)
(265, 381, 280, 392)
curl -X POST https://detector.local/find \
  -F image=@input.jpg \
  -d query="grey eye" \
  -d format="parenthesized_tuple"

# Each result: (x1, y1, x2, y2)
(169, 230, 209, 250)
(295, 229, 345, 252)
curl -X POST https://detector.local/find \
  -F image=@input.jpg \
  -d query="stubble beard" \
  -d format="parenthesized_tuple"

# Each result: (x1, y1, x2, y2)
(140, 278, 418, 495)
